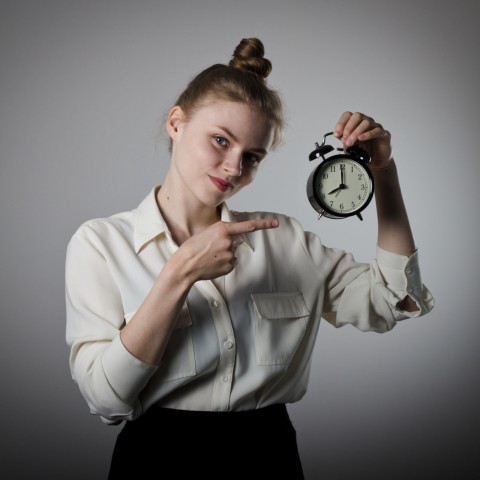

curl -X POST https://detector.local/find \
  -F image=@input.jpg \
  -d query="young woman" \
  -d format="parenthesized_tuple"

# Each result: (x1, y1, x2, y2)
(65, 38, 434, 478)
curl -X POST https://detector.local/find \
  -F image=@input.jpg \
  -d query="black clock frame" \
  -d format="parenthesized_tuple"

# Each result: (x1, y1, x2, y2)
(306, 132, 375, 221)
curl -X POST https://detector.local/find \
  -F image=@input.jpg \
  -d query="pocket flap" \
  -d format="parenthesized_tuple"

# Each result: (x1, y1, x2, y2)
(251, 292, 310, 319)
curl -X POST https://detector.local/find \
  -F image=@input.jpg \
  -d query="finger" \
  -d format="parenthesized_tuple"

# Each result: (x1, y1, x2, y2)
(358, 125, 390, 142)
(343, 112, 365, 134)
(334, 111, 353, 138)
(335, 112, 371, 143)
(341, 113, 374, 145)
(343, 114, 389, 147)
(231, 234, 245, 250)
(224, 218, 279, 235)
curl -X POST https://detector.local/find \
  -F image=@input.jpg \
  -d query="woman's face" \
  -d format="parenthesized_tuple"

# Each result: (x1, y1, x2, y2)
(167, 99, 274, 209)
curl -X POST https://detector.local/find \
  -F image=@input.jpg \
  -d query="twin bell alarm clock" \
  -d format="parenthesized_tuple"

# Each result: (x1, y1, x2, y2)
(307, 132, 374, 221)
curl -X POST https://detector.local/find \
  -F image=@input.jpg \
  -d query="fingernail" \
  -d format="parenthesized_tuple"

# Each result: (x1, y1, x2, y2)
(334, 130, 342, 137)
(271, 219, 279, 227)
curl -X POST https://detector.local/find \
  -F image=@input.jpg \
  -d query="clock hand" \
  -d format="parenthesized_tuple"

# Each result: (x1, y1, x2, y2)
(329, 165, 347, 195)
(328, 184, 347, 196)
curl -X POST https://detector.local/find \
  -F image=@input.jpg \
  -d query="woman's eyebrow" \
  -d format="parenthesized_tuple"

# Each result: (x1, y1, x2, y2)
(217, 126, 268, 155)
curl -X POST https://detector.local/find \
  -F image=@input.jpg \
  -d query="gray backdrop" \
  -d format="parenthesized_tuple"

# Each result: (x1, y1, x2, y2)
(1, 0, 478, 478)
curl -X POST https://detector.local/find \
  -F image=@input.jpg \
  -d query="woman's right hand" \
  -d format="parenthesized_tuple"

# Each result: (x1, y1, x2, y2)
(176, 218, 279, 282)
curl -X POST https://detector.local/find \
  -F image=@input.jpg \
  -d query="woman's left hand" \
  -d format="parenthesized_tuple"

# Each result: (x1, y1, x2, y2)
(334, 111, 392, 169)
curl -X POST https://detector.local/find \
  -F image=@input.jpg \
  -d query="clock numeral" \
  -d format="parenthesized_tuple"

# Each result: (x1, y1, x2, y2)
(322, 173, 328, 179)
(358, 173, 363, 180)
(339, 203, 344, 210)
(330, 166, 336, 172)
(351, 201, 355, 207)
(358, 195, 362, 200)
(330, 201, 334, 207)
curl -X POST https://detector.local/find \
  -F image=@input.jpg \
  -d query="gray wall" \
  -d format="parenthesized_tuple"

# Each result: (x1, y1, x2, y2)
(1, 0, 478, 478)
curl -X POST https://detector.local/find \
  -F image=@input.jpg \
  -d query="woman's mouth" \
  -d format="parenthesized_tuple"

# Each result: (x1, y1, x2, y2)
(209, 176, 234, 192)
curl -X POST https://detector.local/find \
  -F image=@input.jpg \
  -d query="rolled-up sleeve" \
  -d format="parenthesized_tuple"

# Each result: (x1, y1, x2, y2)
(320, 243, 434, 333)
(374, 246, 434, 320)
(65, 225, 158, 423)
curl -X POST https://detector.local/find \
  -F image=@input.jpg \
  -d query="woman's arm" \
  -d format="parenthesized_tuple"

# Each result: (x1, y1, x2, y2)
(334, 111, 418, 310)
(120, 218, 278, 365)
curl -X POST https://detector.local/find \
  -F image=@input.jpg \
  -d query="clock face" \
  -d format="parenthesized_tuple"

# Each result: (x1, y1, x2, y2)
(314, 157, 373, 216)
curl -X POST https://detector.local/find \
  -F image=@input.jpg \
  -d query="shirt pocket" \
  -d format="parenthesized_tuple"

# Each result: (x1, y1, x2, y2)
(251, 292, 310, 366)
(123, 304, 196, 381)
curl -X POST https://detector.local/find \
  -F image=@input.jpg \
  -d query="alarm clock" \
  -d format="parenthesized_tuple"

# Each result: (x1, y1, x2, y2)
(306, 132, 374, 221)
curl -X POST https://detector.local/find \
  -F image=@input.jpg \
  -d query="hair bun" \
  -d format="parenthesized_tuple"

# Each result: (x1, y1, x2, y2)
(229, 38, 272, 83)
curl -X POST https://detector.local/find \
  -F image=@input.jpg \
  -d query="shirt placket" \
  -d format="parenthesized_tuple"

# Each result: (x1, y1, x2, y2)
(163, 230, 236, 411)
(195, 280, 236, 412)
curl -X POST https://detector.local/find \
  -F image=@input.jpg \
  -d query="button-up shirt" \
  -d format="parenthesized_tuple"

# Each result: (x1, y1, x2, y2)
(65, 186, 434, 424)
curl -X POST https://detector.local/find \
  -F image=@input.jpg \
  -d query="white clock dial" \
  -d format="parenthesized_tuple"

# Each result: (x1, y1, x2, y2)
(315, 158, 373, 215)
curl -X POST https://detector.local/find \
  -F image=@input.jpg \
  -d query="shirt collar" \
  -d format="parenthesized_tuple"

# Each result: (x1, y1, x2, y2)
(133, 186, 254, 253)
(219, 203, 254, 251)
(134, 186, 169, 253)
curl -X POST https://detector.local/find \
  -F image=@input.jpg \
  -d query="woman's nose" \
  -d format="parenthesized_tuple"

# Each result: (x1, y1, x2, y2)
(223, 153, 243, 176)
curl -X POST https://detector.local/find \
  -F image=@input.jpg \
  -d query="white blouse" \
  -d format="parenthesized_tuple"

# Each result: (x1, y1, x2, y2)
(65, 186, 434, 424)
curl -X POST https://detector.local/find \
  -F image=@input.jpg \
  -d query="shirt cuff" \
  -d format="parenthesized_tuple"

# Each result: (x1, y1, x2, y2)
(376, 246, 420, 290)
(102, 334, 159, 406)
(375, 245, 433, 318)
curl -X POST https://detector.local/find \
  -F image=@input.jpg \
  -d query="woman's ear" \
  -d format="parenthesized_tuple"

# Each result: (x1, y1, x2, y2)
(166, 106, 186, 141)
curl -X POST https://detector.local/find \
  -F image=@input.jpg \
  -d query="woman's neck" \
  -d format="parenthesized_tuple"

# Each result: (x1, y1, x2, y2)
(156, 177, 220, 246)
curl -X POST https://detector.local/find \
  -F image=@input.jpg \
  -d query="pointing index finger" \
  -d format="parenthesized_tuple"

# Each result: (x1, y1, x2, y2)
(224, 219, 279, 235)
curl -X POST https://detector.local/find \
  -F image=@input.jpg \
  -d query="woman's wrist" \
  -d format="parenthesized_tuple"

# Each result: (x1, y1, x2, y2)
(370, 156, 396, 175)
(162, 249, 196, 293)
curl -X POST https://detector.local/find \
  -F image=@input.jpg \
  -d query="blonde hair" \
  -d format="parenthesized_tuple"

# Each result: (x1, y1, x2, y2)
(171, 38, 284, 149)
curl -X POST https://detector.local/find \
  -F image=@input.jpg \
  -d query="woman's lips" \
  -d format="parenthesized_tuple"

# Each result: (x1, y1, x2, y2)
(209, 176, 233, 192)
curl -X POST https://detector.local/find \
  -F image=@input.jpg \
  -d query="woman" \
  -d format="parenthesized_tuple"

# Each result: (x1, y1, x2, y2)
(65, 38, 434, 478)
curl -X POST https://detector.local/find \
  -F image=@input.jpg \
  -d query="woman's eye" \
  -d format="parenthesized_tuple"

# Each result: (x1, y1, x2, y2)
(214, 136, 228, 147)
(243, 153, 259, 166)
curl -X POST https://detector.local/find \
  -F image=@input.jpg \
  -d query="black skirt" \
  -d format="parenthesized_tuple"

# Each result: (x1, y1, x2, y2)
(108, 403, 304, 479)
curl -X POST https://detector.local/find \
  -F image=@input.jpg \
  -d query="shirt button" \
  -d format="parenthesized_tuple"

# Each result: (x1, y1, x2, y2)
(213, 300, 222, 309)
(224, 341, 234, 349)
(222, 376, 229, 383)
(407, 287, 414, 293)
(406, 267, 412, 274)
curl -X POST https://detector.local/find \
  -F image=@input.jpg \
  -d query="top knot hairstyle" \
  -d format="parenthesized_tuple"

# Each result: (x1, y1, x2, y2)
(172, 38, 284, 149)
(229, 37, 272, 83)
